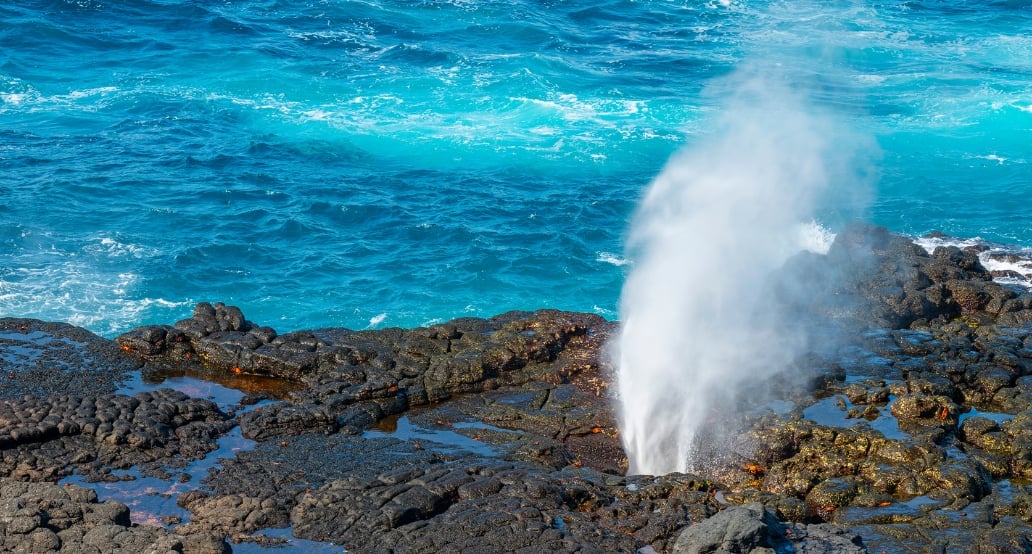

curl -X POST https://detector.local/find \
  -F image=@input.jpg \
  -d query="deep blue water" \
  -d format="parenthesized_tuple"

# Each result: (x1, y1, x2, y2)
(1, 0, 1030, 336)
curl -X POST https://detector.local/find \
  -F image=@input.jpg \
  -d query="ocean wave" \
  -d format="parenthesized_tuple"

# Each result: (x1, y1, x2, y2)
(0, 259, 192, 337)
(366, 313, 388, 329)
(84, 236, 159, 260)
(2, 0, 1030, 337)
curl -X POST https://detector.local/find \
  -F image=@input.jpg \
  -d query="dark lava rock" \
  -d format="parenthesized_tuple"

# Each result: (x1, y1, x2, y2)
(288, 465, 722, 553)
(0, 388, 231, 482)
(7, 224, 1032, 552)
(672, 503, 784, 554)
(184, 425, 719, 552)
(778, 223, 1028, 331)
(0, 319, 142, 398)
(0, 477, 228, 553)
(121, 306, 624, 472)
(889, 393, 959, 433)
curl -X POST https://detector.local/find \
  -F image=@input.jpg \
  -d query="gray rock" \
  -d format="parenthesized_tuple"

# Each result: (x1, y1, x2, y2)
(673, 504, 867, 554)
(672, 503, 782, 554)
(784, 523, 866, 554)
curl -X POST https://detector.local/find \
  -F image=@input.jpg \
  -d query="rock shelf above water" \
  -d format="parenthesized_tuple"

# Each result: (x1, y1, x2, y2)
(0, 224, 1031, 552)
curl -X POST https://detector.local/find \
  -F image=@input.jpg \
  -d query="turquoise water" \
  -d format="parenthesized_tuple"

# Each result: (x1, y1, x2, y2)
(2, 0, 1030, 336)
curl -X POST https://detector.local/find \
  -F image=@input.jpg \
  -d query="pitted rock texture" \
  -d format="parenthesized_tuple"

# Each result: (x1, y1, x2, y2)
(0, 478, 228, 553)
(119, 303, 614, 401)
(0, 389, 230, 482)
(671, 502, 865, 554)
(779, 223, 1031, 330)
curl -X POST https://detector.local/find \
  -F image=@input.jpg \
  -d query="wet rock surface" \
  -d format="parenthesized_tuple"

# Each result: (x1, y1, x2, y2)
(0, 319, 141, 398)
(0, 478, 228, 553)
(0, 389, 231, 483)
(1, 224, 1032, 551)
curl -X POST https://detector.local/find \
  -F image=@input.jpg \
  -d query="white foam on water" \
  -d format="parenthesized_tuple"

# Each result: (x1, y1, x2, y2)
(65, 86, 118, 100)
(596, 251, 631, 267)
(913, 236, 986, 253)
(0, 93, 26, 105)
(65, 296, 195, 338)
(0, 81, 119, 112)
(0, 75, 39, 109)
(0, 235, 190, 337)
(914, 235, 1032, 288)
(367, 313, 388, 328)
(981, 256, 1032, 279)
(855, 73, 887, 84)
(87, 236, 158, 260)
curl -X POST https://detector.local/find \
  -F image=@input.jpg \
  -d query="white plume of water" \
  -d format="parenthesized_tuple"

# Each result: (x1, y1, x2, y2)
(614, 70, 862, 476)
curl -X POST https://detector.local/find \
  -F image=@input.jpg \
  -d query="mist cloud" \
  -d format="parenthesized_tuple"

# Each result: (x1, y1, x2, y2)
(613, 67, 871, 475)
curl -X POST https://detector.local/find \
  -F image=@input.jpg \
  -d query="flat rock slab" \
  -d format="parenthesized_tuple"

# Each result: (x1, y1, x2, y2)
(0, 319, 141, 399)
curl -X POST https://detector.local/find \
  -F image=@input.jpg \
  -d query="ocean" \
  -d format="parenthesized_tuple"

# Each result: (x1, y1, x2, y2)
(1, 0, 1030, 337)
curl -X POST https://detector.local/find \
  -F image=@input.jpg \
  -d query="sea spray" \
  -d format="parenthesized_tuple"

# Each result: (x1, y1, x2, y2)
(613, 68, 866, 476)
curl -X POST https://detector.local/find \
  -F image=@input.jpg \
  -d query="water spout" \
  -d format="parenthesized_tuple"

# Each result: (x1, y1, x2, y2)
(613, 69, 867, 475)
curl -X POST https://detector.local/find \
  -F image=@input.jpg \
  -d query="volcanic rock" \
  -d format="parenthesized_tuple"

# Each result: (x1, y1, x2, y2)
(0, 478, 228, 553)
(671, 502, 865, 554)
(4, 224, 1032, 552)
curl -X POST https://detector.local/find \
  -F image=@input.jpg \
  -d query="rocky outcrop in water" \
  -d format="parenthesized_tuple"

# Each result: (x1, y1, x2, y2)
(778, 223, 1032, 330)
(1, 224, 1032, 552)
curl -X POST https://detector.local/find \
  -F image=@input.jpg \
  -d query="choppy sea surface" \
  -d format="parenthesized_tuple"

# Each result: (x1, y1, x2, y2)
(1, 0, 1030, 337)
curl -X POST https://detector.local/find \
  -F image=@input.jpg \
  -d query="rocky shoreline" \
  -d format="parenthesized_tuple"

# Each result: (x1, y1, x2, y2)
(0, 223, 1031, 552)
